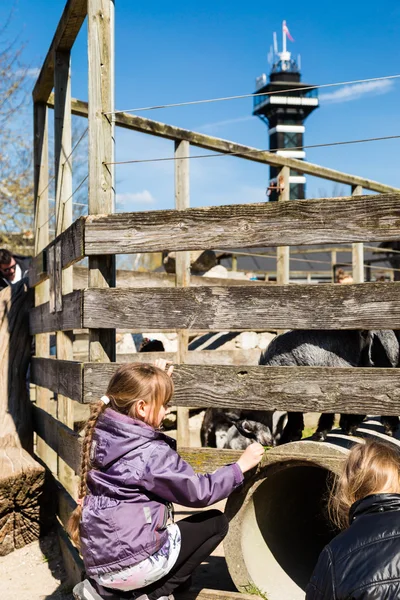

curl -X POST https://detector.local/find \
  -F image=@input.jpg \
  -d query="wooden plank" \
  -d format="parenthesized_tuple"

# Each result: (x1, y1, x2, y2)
(74, 349, 262, 365)
(29, 217, 85, 288)
(276, 166, 290, 285)
(33, 0, 87, 103)
(83, 364, 400, 415)
(82, 283, 400, 331)
(31, 358, 82, 401)
(33, 101, 56, 472)
(33, 405, 81, 473)
(30, 290, 82, 334)
(87, 0, 116, 363)
(73, 266, 265, 289)
(54, 47, 75, 493)
(175, 139, 191, 447)
(179, 448, 242, 474)
(180, 590, 261, 600)
(352, 185, 364, 283)
(84, 194, 400, 255)
(63, 96, 400, 194)
(57, 522, 85, 586)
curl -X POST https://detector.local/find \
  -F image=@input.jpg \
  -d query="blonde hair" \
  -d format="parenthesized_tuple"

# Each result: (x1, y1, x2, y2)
(328, 439, 400, 530)
(68, 363, 174, 547)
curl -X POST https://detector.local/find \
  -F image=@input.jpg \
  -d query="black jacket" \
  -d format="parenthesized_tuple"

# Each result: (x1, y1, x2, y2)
(306, 494, 400, 600)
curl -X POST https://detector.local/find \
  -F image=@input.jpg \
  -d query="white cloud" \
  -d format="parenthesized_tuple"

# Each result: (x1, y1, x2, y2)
(197, 115, 253, 131)
(116, 190, 156, 206)
(320, 79, 394, 104)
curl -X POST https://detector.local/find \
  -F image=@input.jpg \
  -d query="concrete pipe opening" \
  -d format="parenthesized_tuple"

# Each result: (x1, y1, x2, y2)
(242, 463, 334, 599)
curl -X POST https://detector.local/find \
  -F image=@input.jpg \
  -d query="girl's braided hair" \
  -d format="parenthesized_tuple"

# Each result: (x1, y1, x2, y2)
(67, 363, 174, 548)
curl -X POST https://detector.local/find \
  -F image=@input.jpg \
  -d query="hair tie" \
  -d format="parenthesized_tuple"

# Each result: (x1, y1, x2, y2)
(76, 498, 84, 506)
(101, 395, 110, 405)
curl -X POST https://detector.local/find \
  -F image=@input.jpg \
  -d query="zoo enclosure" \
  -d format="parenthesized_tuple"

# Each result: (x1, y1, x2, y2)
(29, 0, 400, 590)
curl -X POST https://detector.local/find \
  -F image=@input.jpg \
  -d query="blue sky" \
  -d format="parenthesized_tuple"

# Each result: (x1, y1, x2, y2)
(2, 0, 400, 212)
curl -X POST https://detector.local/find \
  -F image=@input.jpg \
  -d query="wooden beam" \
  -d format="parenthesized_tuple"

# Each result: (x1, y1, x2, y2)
(84, 194, 400, 255)
(82, 283, 400, 332)
(33, 0, 87, 103)
(87, 0, 116, 363)
(352, 185, 364, 283)
(175, 139, 191, 447)
(33, 101, 56, 471)
(82, 363, 400, 415)
(30, 290, 82, 334)
(31, 358, 83, 402)
(33, 405, 81, 473)
(29, 217, 85, 287)
(276, 166, 290, 285)
(54, 47, 75, 493)
(61, 96, 400, 194)
(73, 267, 268, 289)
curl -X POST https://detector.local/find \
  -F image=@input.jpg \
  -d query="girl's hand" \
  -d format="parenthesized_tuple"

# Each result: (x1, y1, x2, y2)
(237, 443, 264, 473)
(154, 358, 174, 377)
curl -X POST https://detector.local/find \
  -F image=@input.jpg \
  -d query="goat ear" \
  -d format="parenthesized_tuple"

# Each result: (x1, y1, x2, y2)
(360, 330, 374, 366)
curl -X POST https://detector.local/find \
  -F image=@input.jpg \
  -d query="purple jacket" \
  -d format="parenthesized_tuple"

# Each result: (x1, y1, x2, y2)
(80, 409, 243, 576)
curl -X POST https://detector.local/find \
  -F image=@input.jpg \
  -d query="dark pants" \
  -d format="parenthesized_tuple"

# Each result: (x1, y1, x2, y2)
(90, 509, 228, 600)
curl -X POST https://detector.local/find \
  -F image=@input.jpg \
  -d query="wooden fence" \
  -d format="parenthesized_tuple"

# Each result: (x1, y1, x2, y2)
(28, 0, 400, 595)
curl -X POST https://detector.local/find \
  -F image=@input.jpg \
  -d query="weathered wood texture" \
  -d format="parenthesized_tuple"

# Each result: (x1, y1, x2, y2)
(81, 283, 400, 332)
(31, 358, 83, 401)
(33, 405, 81, 473)
(84, 194, 400, 255)
(73, 349, 262, 366)
(175, 139, 191, 447)
(276, 166, 290, 287)
(63, 96, 400, 193)
(0, 448, 45, 556)
(81, 363, 400, 414)
(33, 0, 87, 103)
(33, 100, 56, 471)
(179, 448, 242, 474)
(54, 47, 75, 493)
(73, 267, 267, 289)
(87, 0, 116, 364)
(179, 589, 262, 600)
(29, 218, 85, 287)
(30, 290, 82, 334)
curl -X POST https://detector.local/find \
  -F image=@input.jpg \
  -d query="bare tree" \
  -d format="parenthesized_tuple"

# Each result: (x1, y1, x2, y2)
(0, 14, 33, 251)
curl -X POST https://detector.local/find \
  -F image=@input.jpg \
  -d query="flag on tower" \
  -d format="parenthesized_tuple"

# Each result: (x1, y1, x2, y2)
(283, 21, 295, 43)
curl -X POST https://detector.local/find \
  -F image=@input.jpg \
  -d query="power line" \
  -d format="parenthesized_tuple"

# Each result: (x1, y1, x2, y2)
(106, 74, 400, 115)
(105, 133, 400, 167)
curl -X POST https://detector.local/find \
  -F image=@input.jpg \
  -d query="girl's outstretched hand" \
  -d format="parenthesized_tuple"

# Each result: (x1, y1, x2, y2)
(237, 443, 264, 473)
(154, 358, 174, 377)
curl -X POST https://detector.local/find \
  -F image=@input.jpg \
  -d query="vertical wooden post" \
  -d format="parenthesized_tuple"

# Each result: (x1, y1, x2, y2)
(352, 185, 364, 283)
(175, 140, 190, 448)
(33, 102, 56, 471)
(276, 167, 290, 285)
(54, 49, 75, 496)
(88, 0, 116, 363)
(331, 250, 337, 282)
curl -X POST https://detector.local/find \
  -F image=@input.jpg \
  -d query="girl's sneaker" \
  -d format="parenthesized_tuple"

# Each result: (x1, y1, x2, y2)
(73, 580, 103, 600)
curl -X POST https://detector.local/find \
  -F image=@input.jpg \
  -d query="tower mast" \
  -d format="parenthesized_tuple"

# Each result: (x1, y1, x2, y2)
(253, 20, 319, 200)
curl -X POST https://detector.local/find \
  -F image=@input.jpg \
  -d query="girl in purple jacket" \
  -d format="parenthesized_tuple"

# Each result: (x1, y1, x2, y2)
(69, 360, 264, 600)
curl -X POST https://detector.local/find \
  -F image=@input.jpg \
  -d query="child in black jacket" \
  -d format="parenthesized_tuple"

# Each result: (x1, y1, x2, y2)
(306, 439, 400, 600)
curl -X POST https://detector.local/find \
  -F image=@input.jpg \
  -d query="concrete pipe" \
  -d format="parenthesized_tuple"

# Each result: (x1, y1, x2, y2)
(224, 419, 400, 600)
